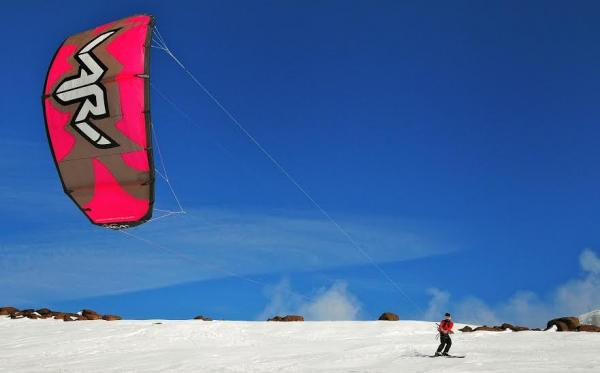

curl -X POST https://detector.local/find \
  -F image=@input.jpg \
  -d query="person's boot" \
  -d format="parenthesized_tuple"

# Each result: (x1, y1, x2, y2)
(434, 352, 442, 357)
(442, 352, 450, 356)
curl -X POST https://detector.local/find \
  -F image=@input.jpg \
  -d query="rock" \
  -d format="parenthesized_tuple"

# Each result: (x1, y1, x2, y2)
(52, 312, 66, 319)
(473, 325, 503, 332)
(546, 317, 580, 331)
(66, 313, 85, 321)
(36, 308, 52, 316)
(555, 321, 569, 331)
(378, 312, 400, 321)
(0, 307, 18, 315)
(282, 315, 304, 321)
(500, 323, 529, 332)
(268, 315, 304, 321)
(459, 326, 473, 332)
(9, 313, 24, 319)
(193, 315, 212, 321)
(83, 314, 101, 320)
(21, 310, 36, 318)
(577, 324, 600, 332)
(102, 315, 122, 321)
(81, 309, 101, 318)
(25, 313, 40, 319)
(531, 328, 542, 331)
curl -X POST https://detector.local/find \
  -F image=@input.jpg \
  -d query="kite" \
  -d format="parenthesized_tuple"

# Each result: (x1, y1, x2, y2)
(42, 15, 155, 229)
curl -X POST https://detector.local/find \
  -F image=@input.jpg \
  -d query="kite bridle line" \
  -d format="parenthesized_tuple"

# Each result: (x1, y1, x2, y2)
(146, 121, 186, 224)
(148, 25, 426, 317)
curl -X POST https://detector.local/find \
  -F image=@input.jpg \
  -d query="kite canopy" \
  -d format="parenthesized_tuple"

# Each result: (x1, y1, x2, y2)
(42, 15, 155, 229)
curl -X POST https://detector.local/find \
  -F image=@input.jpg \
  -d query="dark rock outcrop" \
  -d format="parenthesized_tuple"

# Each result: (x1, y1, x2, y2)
(578, 324, 600, 332)
(268, 315, 304, 321)
(473, 325, 503, 332)
(52, 312, 66, 319)
(378, 312, 400, 321)
(193, 315, 212, 321)
(3, 307, 125, 321)
(459, 326, 473, 332)
(282, 315, 304, 321)
(500, 323, 529, 332)
(102, 315, 122, 321)
(36, 308, 52, 316)
(81, 309, 101, 318)
(546, 317, 580, 331)
(0, 307, 18, 315)
(83, 314, 101, 320)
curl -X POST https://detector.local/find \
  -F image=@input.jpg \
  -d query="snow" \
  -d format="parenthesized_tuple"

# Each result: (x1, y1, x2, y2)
(579, 309, 600, 326)
(1, 318, 599, 372)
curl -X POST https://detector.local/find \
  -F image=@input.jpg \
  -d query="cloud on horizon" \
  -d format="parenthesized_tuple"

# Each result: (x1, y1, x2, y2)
(258, 278, 362, 321)
(425, 249, 600, 327)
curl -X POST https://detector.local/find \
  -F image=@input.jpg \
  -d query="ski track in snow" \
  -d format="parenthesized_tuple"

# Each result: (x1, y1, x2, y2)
(1, 318, 599, 372)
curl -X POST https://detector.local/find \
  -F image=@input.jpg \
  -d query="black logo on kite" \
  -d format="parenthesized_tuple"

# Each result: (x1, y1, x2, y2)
(54, 30, 119, 149)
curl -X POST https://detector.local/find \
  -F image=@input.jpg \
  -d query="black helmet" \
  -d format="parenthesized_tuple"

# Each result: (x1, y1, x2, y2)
(444, 312, 451, 317)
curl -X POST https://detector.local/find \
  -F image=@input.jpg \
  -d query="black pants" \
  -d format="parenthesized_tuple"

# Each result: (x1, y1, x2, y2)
(436, 333, 452, 354)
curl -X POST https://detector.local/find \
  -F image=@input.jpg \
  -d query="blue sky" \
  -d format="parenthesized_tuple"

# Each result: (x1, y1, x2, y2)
(1, 1, 600, 325)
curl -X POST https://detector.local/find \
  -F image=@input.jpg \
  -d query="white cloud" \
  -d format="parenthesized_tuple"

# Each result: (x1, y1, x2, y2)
(257, 278, 304, 320)
(299, 281, 361, 321)
(258, 278, 362, 321)
(425, 249, 600, 327)
(423, 288, 450, 321)
(579, 248, 600, 274)
(2, 207, 451, 305)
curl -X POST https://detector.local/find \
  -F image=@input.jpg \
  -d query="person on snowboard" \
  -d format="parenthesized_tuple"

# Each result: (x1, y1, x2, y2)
(435, 312, 454, 356)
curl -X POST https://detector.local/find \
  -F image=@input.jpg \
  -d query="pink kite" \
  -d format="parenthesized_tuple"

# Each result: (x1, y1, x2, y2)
(42, 15, 155, 229)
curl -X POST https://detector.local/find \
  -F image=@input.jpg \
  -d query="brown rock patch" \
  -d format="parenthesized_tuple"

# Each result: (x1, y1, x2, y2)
(378, 312, 400, 321)
(0, 307, 18, 315)
(193, 315, 212, 321)
(546, 317, 580, 331)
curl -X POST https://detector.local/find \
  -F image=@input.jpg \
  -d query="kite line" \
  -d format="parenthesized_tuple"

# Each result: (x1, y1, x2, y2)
(149, 26, 425, 316)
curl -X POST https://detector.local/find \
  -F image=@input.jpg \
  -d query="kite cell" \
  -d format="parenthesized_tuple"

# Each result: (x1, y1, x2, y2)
(42, 15, 155, 229)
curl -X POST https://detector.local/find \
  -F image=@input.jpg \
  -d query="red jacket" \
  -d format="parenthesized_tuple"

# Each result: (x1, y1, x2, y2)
(439, 319, 454, 333)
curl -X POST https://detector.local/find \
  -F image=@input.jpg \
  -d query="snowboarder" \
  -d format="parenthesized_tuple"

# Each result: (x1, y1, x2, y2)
(435, 312, 454, 356)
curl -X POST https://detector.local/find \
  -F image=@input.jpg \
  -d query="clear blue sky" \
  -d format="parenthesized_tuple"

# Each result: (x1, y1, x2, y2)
(1, 1, 599, 324)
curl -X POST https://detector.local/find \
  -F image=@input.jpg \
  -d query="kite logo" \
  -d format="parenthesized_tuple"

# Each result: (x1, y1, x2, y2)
(54, 30, 119, 148)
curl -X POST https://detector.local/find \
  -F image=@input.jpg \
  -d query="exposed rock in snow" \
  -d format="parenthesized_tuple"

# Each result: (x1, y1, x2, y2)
(378, 312, 400, 321)
(0, 307, 18, 315)
(268, 315, 304, 321)
(577, 324, 600, 332)
(193, 315, 212, 321)
(546, 317, 580, 331)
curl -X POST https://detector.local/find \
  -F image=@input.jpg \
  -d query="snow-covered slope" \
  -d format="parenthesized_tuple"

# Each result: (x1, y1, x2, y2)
(579, 309, 600, 326)
(1, 318, 599, 372)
